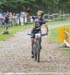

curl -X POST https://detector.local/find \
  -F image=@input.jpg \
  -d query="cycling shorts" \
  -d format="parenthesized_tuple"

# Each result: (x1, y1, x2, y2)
(31, 28, 41, 38)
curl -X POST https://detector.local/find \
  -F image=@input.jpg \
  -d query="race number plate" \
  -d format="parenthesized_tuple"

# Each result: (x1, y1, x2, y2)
(35, 33, 41, 38)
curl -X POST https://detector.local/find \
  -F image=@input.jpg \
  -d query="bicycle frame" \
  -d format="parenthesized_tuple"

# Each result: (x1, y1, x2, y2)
(33, 32, 41, 62)
(27, 32, 48, 62)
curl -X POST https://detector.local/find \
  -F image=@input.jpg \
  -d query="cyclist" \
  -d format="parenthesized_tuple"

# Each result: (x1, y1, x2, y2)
(31, 10, 48, 58)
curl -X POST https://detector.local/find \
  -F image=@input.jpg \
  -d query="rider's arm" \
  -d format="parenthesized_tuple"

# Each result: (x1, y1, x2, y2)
(32, 16, 38, 20)
(42, 19, 48, 34)
(45, 23, 48, 34)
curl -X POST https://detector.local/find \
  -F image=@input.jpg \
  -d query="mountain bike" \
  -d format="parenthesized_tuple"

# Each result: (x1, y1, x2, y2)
(28, 32, 48, 62)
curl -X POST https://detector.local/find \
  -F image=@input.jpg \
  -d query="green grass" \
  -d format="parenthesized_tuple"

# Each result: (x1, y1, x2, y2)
(63, 47, 70, 56)
(48, 20, 70, 25)
(0, 20, 70, 41)
(64, 48, 70, 51)
(49, 25, 70, 42)
(49, 25, 70, 52)
(50, 28, 59, 42)
(0, 24, 33, 41)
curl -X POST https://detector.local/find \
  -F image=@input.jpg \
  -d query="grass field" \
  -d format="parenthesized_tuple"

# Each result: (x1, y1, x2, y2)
(48, 20, 70, 25)
(0, 20, 70, 41)
(49, 25, 70, 51)
(49, 25, 70, 42)
(0, 24, 33, 41)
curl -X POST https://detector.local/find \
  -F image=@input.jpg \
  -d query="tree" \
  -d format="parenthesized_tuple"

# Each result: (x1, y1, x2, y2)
(0, 0, 70, 13)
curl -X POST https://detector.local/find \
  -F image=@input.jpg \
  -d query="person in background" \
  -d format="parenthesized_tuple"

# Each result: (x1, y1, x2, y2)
(25, 8, 31, 23)
(19, 11, 25, 25)
(3, 14, 9, 34)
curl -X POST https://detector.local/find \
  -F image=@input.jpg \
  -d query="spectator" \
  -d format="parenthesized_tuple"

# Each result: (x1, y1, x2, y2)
(3, 14, 9, 34)
(19, 11, 25, 25)
(25, 8, 32, 23)
(15, 13, 20, 25)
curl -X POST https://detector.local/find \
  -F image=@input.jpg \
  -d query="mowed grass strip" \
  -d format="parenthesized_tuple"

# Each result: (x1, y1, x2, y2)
(0, 24, 33, 41)
(0, 20, 70, 41)
(48, 20, 70, 25)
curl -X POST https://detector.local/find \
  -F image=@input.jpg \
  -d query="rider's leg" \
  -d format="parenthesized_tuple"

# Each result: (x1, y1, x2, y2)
(31, 37, 35, 58)
(40, 37, 42, 49)
(31, 28, 35, 57)
(40, 31, 42, 49)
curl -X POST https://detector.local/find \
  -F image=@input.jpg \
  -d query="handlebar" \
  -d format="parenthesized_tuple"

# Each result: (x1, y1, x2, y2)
(27, 33, 48, 36)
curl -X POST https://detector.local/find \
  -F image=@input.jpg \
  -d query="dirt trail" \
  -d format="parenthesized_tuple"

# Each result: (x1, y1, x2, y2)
(0, 24, 70, 75)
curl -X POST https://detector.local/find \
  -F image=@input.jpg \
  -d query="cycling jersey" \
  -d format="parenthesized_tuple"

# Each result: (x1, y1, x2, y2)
(31, 16, 47, 38)
(32, 16, 46, 28)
